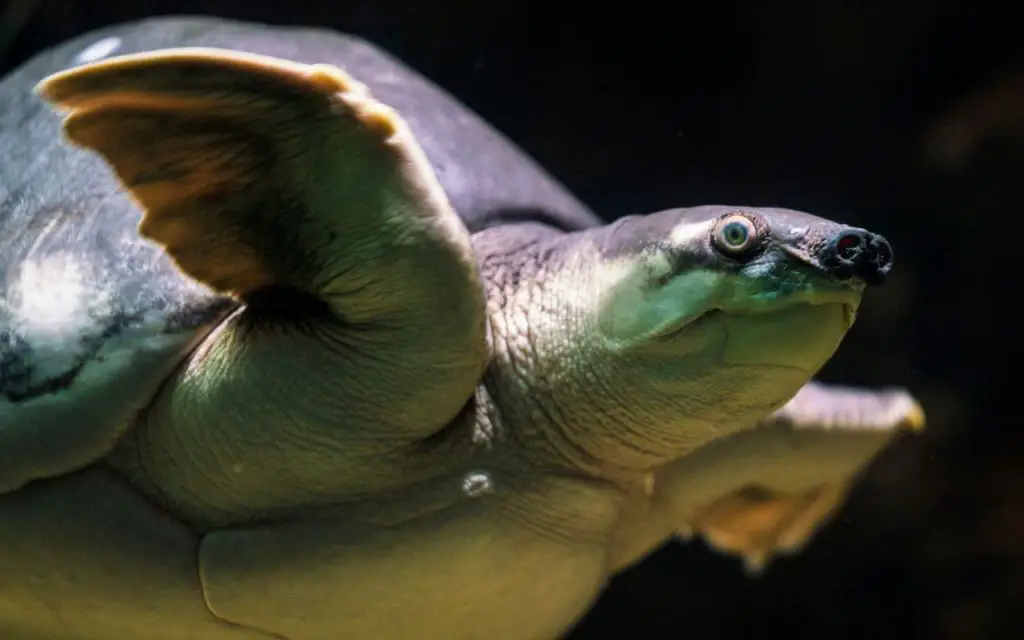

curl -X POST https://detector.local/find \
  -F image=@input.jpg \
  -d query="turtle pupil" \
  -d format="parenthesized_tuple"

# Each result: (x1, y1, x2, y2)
(724, 222, 747, 245)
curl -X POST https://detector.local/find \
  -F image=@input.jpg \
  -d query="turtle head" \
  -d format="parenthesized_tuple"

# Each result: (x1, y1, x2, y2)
(596, 205, 892, 349)
(567, 205, 894, 468)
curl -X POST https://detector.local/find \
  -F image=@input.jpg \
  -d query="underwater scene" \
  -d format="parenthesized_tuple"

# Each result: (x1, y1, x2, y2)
(0, 1, 1017, 639)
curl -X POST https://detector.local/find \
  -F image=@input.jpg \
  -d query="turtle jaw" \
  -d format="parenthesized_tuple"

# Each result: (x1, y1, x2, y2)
(660, 281, 863, 345)
(716, 301, 852, 374)
(655, 298, 851, 378)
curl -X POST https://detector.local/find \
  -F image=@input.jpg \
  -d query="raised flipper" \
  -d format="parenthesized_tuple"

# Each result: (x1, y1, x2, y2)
(645, 382, 924, 573)
(36, 49, 489, 522)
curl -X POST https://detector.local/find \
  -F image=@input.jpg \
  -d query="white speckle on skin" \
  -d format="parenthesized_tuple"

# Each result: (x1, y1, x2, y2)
(461, 471, 493, 498)
(75, 37, 121, 64)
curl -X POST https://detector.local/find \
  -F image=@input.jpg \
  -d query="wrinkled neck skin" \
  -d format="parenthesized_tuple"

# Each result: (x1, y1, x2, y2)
(472, 222, 818, 486)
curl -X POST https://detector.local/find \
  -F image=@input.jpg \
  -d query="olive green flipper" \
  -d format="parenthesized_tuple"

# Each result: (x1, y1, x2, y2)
(36, 47, 487, 440)
(36, 49, 488, 523)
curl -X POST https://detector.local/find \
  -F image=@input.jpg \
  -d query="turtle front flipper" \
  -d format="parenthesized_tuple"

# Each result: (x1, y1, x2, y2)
(760, 381, 925, 432)
(640, 382, 925, 573)
(36, 49, 488, 524)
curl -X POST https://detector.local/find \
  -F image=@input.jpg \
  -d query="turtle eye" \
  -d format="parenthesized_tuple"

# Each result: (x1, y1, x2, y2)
(712, 213, 761, 259)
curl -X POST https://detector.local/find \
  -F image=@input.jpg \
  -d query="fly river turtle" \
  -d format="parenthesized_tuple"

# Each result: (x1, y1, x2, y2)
(0, 16, 925, 640)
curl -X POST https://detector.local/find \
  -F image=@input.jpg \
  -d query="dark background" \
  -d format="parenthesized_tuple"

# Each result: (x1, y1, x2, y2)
(1, 1, 1019, 638)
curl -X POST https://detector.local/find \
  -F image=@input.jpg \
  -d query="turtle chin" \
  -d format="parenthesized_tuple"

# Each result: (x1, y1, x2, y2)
(717, 302, 853, 374)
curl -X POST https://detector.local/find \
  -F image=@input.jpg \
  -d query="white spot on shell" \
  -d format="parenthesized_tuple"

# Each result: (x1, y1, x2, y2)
(3, 252, 114, 380)
(461, 471, 493, 498)
(76, 37, 121, 64)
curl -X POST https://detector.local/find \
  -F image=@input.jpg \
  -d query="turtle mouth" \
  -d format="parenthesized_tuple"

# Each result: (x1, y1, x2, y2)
(663, 299, 858, 340)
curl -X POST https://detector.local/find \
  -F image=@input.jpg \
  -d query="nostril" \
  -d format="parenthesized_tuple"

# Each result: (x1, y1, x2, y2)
(869, 235, 893, 271)
(835, 231, 866, 261)
(824, 229, 894, 285)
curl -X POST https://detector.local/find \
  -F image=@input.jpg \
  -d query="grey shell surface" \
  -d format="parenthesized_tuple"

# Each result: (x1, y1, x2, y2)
(0, 16, 600, 405)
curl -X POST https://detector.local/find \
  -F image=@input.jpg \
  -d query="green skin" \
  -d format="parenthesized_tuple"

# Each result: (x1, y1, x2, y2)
(2, 49, 923, 640)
